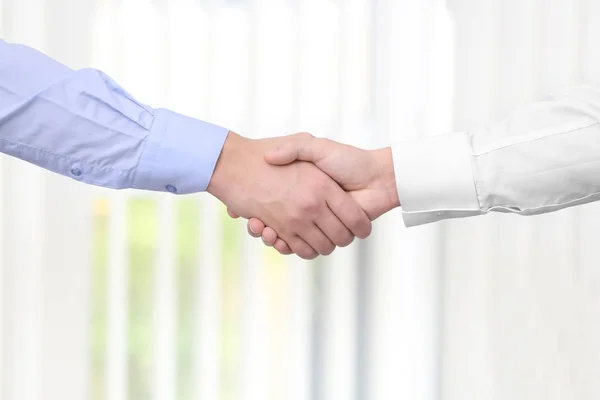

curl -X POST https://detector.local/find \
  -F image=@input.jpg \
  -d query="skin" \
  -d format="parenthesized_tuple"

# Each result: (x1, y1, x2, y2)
(226, 133, 401, 256)
(207, 132, 373, 259)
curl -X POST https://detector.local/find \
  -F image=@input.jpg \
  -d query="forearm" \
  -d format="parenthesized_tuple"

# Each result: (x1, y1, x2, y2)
(393, 85, 600, 226)
(0, 39, 229, 193)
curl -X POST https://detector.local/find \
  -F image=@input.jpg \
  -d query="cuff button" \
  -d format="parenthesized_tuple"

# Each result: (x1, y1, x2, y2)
(165, 184, 177, 194)
(70, 167, 82, 177)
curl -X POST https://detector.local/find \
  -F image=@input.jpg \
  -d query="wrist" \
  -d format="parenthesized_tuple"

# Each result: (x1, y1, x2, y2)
(207, 131, 246, 199)
(370, 147, 401, 211)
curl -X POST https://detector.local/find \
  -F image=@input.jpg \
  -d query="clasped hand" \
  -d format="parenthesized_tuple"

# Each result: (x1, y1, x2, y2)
(208, 132, 400, 259)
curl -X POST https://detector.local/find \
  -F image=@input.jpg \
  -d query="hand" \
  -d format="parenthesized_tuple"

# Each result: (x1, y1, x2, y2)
(208, 132, 372, 259)
(227, 133, 400, 255)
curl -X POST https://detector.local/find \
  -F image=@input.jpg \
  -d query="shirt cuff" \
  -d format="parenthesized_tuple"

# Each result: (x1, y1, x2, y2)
(391, 132, 482, 227)
(133, 109, 229, 194)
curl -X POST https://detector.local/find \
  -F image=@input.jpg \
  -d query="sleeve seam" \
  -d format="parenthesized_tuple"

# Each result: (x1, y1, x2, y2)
(0, 136, 131, 175)
(472, 117, 596, 156)
(466, 133, 483, 211)
(130, 108, 165, 189)
(484, 191, 600, 214)
(131, 136, 151, 189)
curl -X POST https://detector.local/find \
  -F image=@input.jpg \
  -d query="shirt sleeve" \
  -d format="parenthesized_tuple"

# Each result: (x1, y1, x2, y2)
(0, 39, 229, 194)
(392, 85, 600, 227)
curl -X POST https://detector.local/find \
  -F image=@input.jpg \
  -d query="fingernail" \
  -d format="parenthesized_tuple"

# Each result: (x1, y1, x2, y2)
(262, 237, 272, 247)
(249, 225, 257, 234)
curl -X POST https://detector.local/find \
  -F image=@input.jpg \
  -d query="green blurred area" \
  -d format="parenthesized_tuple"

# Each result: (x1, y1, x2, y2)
(90, 197, 246, 400)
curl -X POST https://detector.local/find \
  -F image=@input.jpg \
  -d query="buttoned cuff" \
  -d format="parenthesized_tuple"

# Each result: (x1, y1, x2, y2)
(133, 108, 229, 194)
(392, 132, 482, 227)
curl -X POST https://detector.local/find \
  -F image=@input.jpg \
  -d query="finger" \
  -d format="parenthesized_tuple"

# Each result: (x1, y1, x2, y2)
(273, 238, 293, 255)
(287, 235, 319, 260)
(265, 136, 326, 166)
(315, 209, 355, 248)
(227, 208, 240, 219)
(261, 227, 278, 246)
(299, 224, 336, 256)
(326, 186, 372, 239)
(247, 218, 265, 238)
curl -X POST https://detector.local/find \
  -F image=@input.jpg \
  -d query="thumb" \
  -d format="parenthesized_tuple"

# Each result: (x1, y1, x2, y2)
(265, 136, 323, 166)
(264, 142, 302, 165)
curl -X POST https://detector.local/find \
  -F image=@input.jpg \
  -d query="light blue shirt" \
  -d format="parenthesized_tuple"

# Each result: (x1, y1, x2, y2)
(0, 39, 229, 194)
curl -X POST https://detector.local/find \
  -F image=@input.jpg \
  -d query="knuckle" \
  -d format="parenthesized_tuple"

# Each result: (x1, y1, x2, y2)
(274, 240, 289, 254)
(295, 132, 314, 139)
(314, 137, 333, 153)
(348, 212, 372, 238)
(277, 246, 290, 255)
(296, 245, 317, 260)
(321, 244, 336, 256)
(288, 213, 304, 227)
(337, 232, 355, 247)
(300, 198, 322, 215)
(347, 210, 363, 228)
(298, 250, 310, 259)
(360, 219, 373, 238)
(317, 137, 331, 146)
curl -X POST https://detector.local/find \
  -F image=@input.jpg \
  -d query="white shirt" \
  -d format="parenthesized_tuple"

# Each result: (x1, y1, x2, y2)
(392, 85, 600, 227)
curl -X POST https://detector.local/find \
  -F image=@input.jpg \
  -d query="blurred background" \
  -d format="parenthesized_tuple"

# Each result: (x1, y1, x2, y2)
(2, 0, 600, 399)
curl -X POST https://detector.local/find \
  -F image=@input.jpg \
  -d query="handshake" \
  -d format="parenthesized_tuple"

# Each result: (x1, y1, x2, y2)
(207, 131, 401, 259)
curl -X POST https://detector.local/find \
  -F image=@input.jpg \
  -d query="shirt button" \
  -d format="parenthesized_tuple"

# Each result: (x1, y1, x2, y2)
(70, 167, 82, 177)
(165, 184, 177, 194)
